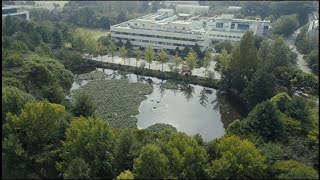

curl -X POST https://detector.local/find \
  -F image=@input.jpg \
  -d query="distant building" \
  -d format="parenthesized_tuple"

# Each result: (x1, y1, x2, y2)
(228, 6, 242, 12)
(164, 1, 199, 7)
(175, 5, 209, 16)
(111, 6, 270, 52)
(2, 5, 29, 20)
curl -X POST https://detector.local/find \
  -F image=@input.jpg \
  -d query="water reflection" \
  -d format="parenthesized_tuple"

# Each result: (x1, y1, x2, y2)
(198, 88, 209, 107)
(180, 84, 194, 102)
(71, 68, 244, 142)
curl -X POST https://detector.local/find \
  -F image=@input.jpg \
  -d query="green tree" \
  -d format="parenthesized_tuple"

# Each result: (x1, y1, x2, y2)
(222, 31, 258, 94)
(119, 45, 128, 65)
(35, 42, 54, 58)
(257, 39, 274, 69)
(116, 170, 134, 179)
(186, 50, 197, 70)
(144, 44, 154, 69)
(246, 100, 285, 142)
(206, 135, 267, 179)
(272, 160, 318, 179)
(272, 14, 299, 37)
(134, 49, 142, 67)
(305, 49, 319, 76)
(203, 51, 212, 76)
(173, 52, 182, 71)
(113, 129, 136, 174)
(243, 69, 276, 109)
(213, 41, 233, 53)
(97, 41, 108, 61)
(56, 116, 114, 179)
(159, 132, 208, 179)
(64, 158, 91, 179)
(52, 29, 63, 48)
(158, 48, 168, 72)
(219, 49, 231, 72)
(230, 31, 257, 80)
(72, 92, 96, 118)
(133, 144, 169, 179)
(108, 40, 116, 62)
(2, 101, 69, 178)
(2, 86, 35, 123)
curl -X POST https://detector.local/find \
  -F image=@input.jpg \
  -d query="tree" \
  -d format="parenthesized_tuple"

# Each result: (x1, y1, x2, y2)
(52, 29, 63, 49)
(133, 144, 169, 179)
(119, 45, 128, 65)
(272, 160, 318, 179)
(272, 14, 299, 37)
(2, 101, 69, 178)
(186, 50, 198, 70)
(213, 41, 233, 53)
(173, 52, 182, 71)
(158, 48, 168, 71)
(159, 132, 208, 179)
(2, 86, 35, 123)
(257, 39, 274, 70)
(206, 135, 267, 179)
(113, 130, 136, 174)
(64, 158, 91, 179)
(72, 92, 96, 118)
(35, 42, 54, 58)
(219, 49, 231, 72)
(134, 49, 142, 67)
(97, 41, 108, 61)
(305, 49, 319, 76)
(246, 100, 285, 142)
(222, 31, 257, 94)
(56, 116, 114, 179)
(116, 170, 134, 179)
(144, 44, 154, 69)
(203, 51, 212, 76)
(108, 40, 116, 62)
(243, 69, 276, 109)
(231, 31, 257, 80)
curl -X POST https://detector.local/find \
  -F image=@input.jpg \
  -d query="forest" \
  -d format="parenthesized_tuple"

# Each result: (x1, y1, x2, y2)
(2, 1, 319, 179)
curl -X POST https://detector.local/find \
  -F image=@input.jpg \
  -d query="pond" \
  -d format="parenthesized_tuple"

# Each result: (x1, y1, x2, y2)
(71, 68, 245, 142)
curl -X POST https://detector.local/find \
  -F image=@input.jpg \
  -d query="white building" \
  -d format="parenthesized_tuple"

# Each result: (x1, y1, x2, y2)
(175, 5, 209, 16)
(111, 7, 270, 52)
(164, 1, 199, 7)
(228, 6, 242, 12)
(2, 5, 29, 20)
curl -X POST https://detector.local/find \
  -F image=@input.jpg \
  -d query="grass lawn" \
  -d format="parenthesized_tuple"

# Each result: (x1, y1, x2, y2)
(72, 79, 153, 128)
(78, 27, 110, 40)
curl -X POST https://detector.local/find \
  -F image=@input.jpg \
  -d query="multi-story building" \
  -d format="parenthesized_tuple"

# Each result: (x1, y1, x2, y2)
(110, 6, 270, 51)
(2, 5, 29, 20)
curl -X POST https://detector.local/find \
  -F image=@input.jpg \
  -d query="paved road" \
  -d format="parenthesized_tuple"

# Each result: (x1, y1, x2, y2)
(285, 12, 319, 106)
(284, 13, 315, 74)
(90, 54, 221, 79)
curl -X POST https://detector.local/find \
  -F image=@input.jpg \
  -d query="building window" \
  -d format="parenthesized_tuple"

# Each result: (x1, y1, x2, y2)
(216, 22, 223, 28)
(263, 26, 269, 29)
(237, 23, 249, 30)
(231, 23, 235, 29)
(203, 21, 207, 28)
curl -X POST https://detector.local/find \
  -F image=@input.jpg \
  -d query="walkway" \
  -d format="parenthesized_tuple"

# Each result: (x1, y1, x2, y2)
(90, 54, 222, 79)
(284, 12, 316, 74)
